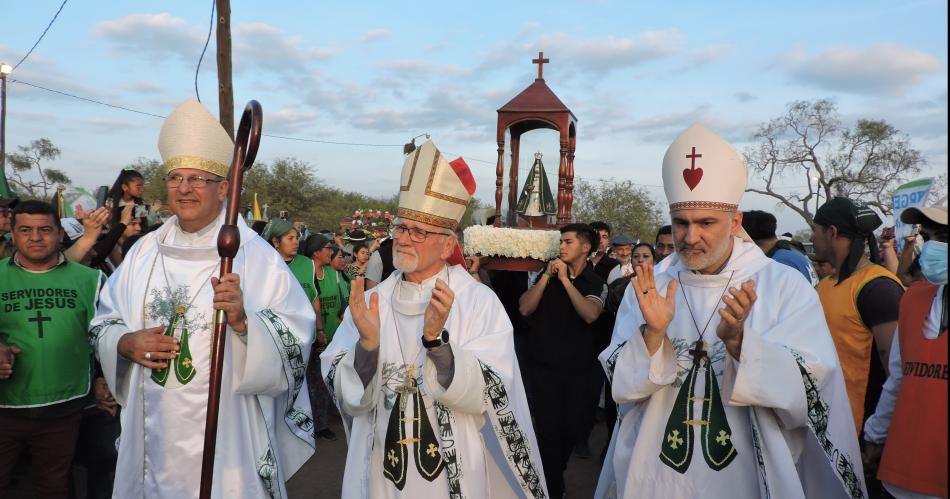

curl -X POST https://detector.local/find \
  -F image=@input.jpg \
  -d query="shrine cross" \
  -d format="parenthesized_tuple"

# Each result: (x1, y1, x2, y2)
(686, 147, 702, 169)
(532, 51, 550, 79)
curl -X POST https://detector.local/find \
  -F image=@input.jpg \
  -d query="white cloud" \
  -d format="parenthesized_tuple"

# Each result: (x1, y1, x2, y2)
(782, 43, 943, 95)
(84, 118, 146, 132)
(92, 13, 204, 61)
(360, 29, 392, 42)
(734, 91, 757, 103)
(265, 109, 320, 134)
(480, 29, 685, 75)
(233, 23, 340, 73)
(121, 80, 165, 94)
(689, 43, 735, 65)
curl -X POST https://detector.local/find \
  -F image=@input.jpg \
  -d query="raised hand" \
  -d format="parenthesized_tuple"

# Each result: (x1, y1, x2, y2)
(717, 279, 756, 359)
(630, 263, 678, 335)
(349, 276, 380, 351)
(82, 207, 111, 238)
(423, 279, 454, 341)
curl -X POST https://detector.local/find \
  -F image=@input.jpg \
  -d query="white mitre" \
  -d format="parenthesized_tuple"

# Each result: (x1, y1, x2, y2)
(398, 139, 476, 230)
(662, 124, 747, 212)
(159, 99, 234, 178)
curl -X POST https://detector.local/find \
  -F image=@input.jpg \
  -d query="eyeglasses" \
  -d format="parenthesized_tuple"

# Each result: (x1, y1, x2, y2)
(392, 224, 449, 243)
(163, 174, 224, 189)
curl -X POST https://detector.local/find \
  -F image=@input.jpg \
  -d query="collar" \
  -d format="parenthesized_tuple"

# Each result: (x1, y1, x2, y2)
(11, 251, 67, 273)
(393, 265, 449, 316)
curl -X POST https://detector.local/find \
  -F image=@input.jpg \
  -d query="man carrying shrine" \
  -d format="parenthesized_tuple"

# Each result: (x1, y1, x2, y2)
(322, 139, 547, 498)
(596, 124, 867, 499)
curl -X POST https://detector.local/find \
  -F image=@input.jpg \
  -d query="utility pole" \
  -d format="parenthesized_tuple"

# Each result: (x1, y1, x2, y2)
(215, 0, 234, 139)
(0, 63, 13, 198)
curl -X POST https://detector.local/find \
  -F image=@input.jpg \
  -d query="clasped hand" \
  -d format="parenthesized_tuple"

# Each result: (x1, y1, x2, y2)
(349, 276, 455, 352)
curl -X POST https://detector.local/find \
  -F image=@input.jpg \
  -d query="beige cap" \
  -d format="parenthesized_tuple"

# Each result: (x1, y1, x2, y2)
(397, 140, 476, 230)
(158, 99, 234, 178)
(901, 205, 948, 226)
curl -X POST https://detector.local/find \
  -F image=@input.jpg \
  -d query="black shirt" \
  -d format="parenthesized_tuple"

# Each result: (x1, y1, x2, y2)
(591, 254, 619, 283)
(525, 263, 607, 372)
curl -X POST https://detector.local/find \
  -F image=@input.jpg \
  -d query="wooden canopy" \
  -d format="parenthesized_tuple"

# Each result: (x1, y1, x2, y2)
(494, 52, 577, 227)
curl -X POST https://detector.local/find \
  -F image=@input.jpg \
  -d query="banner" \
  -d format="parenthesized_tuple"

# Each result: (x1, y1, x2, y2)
(892, 177, 933, 251)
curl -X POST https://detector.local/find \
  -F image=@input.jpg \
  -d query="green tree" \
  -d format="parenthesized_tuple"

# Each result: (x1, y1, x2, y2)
(746, 99, 924, 227)
(7, 138, 70, 200)
(571, 179, 664, 242)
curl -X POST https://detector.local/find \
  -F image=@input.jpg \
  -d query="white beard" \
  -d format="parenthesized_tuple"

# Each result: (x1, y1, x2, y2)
(393, 249, 419, 273)
(678, 236, 732, 271)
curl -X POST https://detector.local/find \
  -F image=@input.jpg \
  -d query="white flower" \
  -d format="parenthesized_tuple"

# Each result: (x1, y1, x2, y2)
(462, 226, 560, 260)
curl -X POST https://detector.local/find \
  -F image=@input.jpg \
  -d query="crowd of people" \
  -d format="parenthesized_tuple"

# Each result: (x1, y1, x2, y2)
(0, 99, 945, 499)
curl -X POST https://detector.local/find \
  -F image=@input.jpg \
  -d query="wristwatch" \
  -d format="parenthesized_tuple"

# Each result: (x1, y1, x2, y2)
(422, 329, 450, 349)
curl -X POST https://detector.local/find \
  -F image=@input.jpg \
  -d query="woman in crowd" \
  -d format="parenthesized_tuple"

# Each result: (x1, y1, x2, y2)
(630, 242, 655, 269)
(344, 242, 376, 288)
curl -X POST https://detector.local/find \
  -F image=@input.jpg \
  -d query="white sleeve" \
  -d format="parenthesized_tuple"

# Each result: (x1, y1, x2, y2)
(424, 346, 486, 415)
(863, 329, 903, 443)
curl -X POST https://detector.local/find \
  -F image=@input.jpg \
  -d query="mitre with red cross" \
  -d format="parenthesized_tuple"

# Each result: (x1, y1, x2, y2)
(397, 139, 476, 231)
(662, 124, 747, 212)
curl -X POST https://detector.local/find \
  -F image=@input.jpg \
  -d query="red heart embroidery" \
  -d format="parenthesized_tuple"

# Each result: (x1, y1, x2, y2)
(683, 168, 703, 191)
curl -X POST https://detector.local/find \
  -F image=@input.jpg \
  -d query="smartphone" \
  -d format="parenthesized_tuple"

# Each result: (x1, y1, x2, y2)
(95, 186, 109, 208)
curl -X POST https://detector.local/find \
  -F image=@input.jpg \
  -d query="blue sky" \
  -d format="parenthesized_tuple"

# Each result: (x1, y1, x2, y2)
(2, 0, 946, 232)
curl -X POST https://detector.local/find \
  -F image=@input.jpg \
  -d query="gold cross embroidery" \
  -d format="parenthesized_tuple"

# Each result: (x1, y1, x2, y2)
(716, 430, 731, 446)
(387, 449, 399, 466)
(426, 443, 439, 457)
(667, 430, 684, 449)
(182, 358, 192, 368)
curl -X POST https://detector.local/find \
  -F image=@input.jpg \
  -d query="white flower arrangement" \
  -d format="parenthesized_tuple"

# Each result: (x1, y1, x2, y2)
(463, 225, 560, 260)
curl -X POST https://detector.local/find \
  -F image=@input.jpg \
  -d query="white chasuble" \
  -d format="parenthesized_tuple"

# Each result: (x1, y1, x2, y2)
(596, 238, 868, 499)
(90, 211, 316, 498)
(322, 264, 548, 499)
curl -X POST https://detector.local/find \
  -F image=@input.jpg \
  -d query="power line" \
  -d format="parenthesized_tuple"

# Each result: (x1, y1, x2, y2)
(8, 77, 667, 189)
(12, 0, 70, 71)
(194, 0, 216, 102)
(263, 134, 402, 147)
(10, 79, 167, 118)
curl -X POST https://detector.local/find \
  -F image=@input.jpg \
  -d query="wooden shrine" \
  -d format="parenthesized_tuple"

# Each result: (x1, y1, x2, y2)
(493, 51, 577, 228)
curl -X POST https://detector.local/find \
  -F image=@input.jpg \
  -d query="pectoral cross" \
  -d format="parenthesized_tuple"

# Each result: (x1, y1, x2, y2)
(688, 339, 708, 366)
(395, 365, 419, 412)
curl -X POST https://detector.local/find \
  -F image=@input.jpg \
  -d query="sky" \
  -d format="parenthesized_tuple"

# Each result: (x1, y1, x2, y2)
(2, 0, 947, 233)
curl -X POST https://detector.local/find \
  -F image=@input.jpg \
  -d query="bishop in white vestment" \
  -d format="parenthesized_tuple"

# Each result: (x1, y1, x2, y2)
(322, 140, 547, 498)
(90, 100, 315, 498)
(596, 124, 867, 499)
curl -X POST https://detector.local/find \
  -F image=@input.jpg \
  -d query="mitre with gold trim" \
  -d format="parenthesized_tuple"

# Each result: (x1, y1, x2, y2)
(397, 139, 476, 230)
(158, 99, 234, 178)
(662, 124, 747, 212)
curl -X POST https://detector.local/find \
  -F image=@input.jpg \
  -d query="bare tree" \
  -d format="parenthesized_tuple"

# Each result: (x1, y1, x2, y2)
(7, 138, 71, 200)
(746, 100, 923, 227)
(927, 173, 948, 206)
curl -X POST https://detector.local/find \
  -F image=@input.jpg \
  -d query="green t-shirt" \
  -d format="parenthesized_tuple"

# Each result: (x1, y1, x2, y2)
(315, 265, 349, 339)
(0, 257, 102, 408)
(287, 254, 317, 303)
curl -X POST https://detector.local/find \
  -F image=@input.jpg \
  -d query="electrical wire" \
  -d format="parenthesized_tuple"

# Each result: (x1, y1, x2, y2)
(7, 77, 668, 188)
(10, 79, 167, 119)
(12, 0, 70, 71)
(195, 0, 216, 102)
